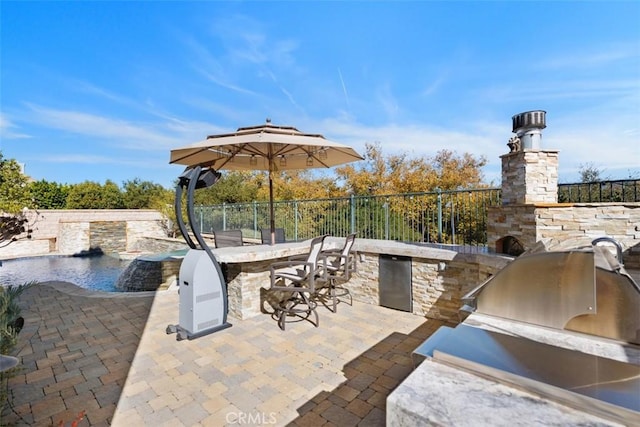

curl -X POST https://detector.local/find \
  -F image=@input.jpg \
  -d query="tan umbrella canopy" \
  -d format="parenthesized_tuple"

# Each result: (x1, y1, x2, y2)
(170, 120, 364, 244)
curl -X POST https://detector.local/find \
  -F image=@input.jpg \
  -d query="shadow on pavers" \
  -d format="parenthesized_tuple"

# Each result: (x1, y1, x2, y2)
(287, 319, 446, 427)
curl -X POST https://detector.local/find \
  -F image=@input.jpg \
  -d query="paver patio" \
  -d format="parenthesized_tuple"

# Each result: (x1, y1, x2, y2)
(3, 282, 444, 426)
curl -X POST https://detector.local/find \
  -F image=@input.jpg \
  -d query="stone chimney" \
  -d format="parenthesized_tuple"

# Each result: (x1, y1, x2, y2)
(500, 110, 559, 205)
(487, 110, 560, 254)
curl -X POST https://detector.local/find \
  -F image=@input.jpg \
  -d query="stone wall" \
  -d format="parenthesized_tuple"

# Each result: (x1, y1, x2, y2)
(225, 259, 279, 320)
(90, 221, 127, 254)
(346, 251, 510, 323)
(500, 150, 559, 205)
(58, 222, 90, 255)
(488, 203, 640, 266)
(130, 236, 188, 254)
(222, 239, 511, 323)
(115, 256, 182, 292)
(0, 209, 169, 259)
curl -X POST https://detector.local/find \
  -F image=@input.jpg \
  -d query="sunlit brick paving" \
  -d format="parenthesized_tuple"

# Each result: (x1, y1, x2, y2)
(4, 282, 443, 426)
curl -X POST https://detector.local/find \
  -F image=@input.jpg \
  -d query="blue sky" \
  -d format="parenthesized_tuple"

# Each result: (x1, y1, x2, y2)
(1, 1, 639, 189)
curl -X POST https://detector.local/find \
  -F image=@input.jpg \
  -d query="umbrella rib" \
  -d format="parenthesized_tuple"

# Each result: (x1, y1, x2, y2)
(204, 144, 241, 170)
(170, 147, 213, 165)
(210, 142, 266, 169)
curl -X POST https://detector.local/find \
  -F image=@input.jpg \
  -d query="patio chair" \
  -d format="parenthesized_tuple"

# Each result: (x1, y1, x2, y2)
(261, 228, 286, 244)
(269, 235, 328, 330)
(213, 229, 244, 248)
(315, 233, 356, 312)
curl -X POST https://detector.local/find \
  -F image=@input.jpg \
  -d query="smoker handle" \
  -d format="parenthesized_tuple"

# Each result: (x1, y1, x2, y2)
(591, 237, 623, 264)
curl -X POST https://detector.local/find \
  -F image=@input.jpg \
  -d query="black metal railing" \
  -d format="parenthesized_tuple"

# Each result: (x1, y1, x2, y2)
(193, 179, 639, 247)
(194, 188, 502, 246)
(558, 179, 639, 203)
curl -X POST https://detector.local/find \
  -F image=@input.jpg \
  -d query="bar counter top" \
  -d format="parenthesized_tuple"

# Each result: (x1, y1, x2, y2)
(210, 237, 506, 264)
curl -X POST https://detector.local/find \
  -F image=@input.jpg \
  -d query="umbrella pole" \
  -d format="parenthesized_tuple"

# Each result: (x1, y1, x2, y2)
(269, 171, 275, 245)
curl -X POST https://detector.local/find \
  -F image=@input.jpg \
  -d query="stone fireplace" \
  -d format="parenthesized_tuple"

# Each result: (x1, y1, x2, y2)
(487, 110, 640, 266)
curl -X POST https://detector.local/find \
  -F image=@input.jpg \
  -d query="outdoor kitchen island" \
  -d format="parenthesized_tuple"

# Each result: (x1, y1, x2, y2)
(388, 314, 640, 426)
(387, 246, 640, 426)
(210, 237, 510, 321)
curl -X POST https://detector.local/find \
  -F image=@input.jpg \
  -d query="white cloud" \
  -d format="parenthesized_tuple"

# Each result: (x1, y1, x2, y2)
(0, 113, 31, 139)
(45, 154, 137, 165)
(537, 43, 639, 70)
(421, 75, 445, 97)
(23, 103, 210, 150)
(317, 108, 639, 184)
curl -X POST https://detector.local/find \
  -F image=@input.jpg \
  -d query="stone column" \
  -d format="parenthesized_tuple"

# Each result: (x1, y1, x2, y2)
(500, 150, 559, 205)
(487, 149, 560, 253)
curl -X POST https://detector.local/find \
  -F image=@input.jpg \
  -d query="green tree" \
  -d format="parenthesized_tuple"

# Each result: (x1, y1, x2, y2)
(334, 142, 487, 196)
(332, 143, 487, 243)
(0, 152, 32, 213)
(194, 171, 259, 205)
(579, 162, 605, 183)
(65, 180, 124, 209)
(29, 179, 70, 209)
(122, 178, 167, 209)
(101, 180, 124, 208)
(0, 152, 39, 247)
(149, 188, 178, 237)
(258, 170, 343, 201)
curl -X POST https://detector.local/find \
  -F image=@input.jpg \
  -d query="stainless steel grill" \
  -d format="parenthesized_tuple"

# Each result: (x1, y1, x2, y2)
(462, 241, 640, 345)
(414, 237, 640, 425)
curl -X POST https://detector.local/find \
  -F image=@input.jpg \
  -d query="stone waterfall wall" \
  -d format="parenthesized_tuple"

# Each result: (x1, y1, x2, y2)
(89, 221, 127, 254)
(0, 209, 171, 259)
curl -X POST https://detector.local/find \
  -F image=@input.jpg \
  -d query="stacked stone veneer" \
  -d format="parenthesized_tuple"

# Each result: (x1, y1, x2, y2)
(500, 150, 559, 205)
(225, 243, 510, 323)
(488, 203, 640, 266)
(225, 258, 281, 320)
(488, 148, 640, 267)
(130, 236, 187, 254)
(89, 221, 127, 253)
(0, 209, 173, 258)
(116, 256, 182, 291)
(346, 251, 509, 322)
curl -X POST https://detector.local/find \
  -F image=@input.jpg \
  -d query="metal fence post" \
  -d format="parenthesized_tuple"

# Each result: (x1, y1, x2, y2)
(253, 201, 258, 238)
(222, 202, 227, 230)
(437, 188, 443, 243)
(294, 201, 299, 241)
(350, 195, 355, 234)
(450, 201, 455, 245)
(383, 199, 389, 240)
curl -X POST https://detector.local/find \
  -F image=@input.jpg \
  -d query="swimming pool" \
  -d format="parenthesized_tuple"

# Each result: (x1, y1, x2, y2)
(0, 255, 132, 292)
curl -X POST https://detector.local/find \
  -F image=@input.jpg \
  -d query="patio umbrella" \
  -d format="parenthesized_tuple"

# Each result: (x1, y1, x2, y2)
(169, 120, 364, 244)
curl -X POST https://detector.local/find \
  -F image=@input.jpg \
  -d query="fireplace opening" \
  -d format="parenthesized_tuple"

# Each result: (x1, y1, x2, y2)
(496, 236, 525, 256)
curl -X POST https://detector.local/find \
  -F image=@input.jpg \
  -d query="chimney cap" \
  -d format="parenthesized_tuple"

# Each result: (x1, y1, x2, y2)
(512, 110, 546, 133)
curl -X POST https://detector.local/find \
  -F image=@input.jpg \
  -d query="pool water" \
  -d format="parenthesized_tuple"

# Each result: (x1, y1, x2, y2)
(0, 255, 132, 292)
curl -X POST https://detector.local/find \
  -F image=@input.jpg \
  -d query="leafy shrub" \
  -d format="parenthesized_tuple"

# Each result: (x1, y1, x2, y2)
(0, 282, 35, 417)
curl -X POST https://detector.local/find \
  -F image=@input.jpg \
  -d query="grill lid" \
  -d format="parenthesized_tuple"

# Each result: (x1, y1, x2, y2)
(462, 241, 640, 345)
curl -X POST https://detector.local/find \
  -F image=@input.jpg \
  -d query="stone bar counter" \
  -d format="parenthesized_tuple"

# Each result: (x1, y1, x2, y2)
(211, 237, 510, 321)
